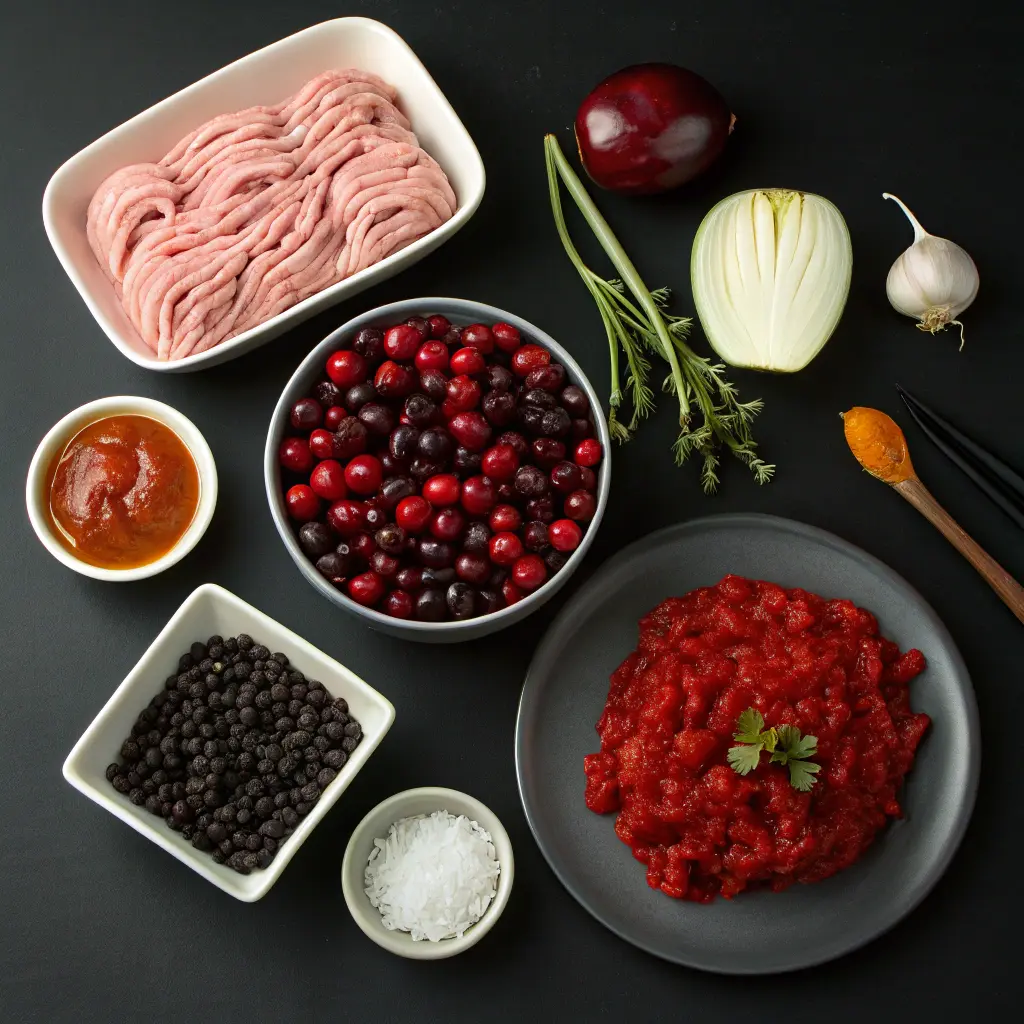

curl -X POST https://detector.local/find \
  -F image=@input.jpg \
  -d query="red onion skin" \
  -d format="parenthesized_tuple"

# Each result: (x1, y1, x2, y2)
(574, 63, 733, 195)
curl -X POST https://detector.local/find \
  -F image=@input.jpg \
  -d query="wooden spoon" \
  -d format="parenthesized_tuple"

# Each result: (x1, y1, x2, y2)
(843, 406, 1024, 625)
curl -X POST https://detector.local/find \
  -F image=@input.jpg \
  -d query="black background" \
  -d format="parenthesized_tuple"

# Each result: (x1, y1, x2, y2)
(1, 0, 1020, 1020)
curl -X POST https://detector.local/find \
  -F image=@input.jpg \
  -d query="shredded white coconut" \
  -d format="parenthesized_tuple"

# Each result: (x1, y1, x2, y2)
(364, 810, 501, 942)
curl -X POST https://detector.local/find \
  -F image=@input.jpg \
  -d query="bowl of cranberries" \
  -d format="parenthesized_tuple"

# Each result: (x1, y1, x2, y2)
(265, 299, 610, 641)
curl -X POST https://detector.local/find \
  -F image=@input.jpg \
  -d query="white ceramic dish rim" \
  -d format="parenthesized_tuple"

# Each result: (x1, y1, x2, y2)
(63, 582, 396, 901)
(25, 395, 218, 581)
(41, 17, 486, 373)
(264, 297, 612, 634)
(340, 786, 514, 958)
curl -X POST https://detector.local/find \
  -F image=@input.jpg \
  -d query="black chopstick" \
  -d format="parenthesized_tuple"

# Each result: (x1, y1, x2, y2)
(896, 384, 1024, 530)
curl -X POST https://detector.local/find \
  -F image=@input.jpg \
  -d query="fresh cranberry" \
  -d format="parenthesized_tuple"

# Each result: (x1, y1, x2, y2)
(461, 475, 497, 515)
(531, 438, 566, 470)
(565, 489, 597, 521)
(365, 505, 387, 529)
(446, 374, 481, 411)
(489, 532, 524, 566)
(502, 578, 525, 605)
(571, 418, 593, 440)
(370, 549, 400, 579)
(327, 500, 367, 536)
(405, 316, 431, 340)
(481, 391, 517, 426)
(316, 548, 351, 583)
(279, 437, 314, 473)
(383, 589, 414, 618)
(423, 474, 460, 506)
(491, 322, 522, 353)
(418, 539, 456, 568)
(310, 460, 347, 501)
(345, 383, 377, 413)
(481, 444, 519, 481)
(549, 518, 583, 552)
(513, 554, 547, 591)
(419, 369, 449, 400)
(395, 566, 423, 591)
(579, 466, 597, 491)
(462, 521, 491, 554)
(414, 341, 450, 373)
(560, 384, 589, 416)
(440, 397, 459, 420)
(514, 464, 549, 497)
(344, 454, 383, 495)
(526, 364, 566, 392)
(441, 325, 463, 346)
(313, 380, 342, 408)
(326, 350, 367, 388)
(324, 405, 347, 430)
(308, 429, 337, 461)
(448, 412, 492, 451)
(374, 360, 416, 398)
(428, 314, 451, 339)
(575, 438, 602, 467)
(333, 419, 369, 460)
(347, 572, 386, 607)
(430, 506, 466, 541)
(396, 495, 432, 533)
(450, 346, 487, 376)
(359, 403, 396, 438)
(384, 324, 421, 361)
(526, 495, 556, 523)
(389, 425, 420, 461)
(461, 323, 494, 353)
(447, 582, 479, 619)
(497, 431, 529, 457)
(485, 365, 513, 392)
(290, 398, 323, 431)
(523, 521, 549, 551)
(512, 344, 551, 376)
(551, 461, 584, 493)
(415, 589, 448, 621)
(454, 552, 491, 586)
(286, 485, 320, 522)
(489, 504, 522, 533)
(374, 523, 406, 555)
(353, 328, 384, 362)
(349, 531, 377, 563)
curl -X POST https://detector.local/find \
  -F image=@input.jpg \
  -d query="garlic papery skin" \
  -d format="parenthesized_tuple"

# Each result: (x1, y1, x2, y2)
(883, 193, 979, 344)
(690, 188, 852, 372)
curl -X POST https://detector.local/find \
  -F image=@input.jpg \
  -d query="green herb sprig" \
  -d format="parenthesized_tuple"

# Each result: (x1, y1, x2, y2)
(727, 709, 821, 792)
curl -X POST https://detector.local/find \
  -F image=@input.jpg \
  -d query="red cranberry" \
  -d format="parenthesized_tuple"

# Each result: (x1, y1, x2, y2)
(308, 429, 336, 461)
(575, 438, 602, 467)
(374, 361, 416, 399)
(415, 589, 448, 621)
(560, 385, 589, 417)
(430, 506, 466, 541)
(353, 327, 384, 362)
(345, 383, 377, 413)
(418, 427, 453, 462)
(491, 322, 522, 353)
(487, 364, 515, 392)
(497, 431, 529, 457)
(514, 464, 549, 498)
(453, 447, 483, 475)
(327, 500, 367, 536)
(347, 572, 386, 607)
(419, 369, 449, 400)
(512, 554, 547, 591)
(395, 566, 423, 591)
(455, 552, 491, 585)
(428, 314, 451, 339)
(579, 466, 597, 491)
(526, 495, 556, 523)
(489, 532, 524, 566)
(482, 391, 517, 427)
(310, 460, 347, 501)
(512, 344, 551, 376)
(571, 418, 593, 440)
(481, 444, 519, 481)
(290, 398, 323, 431)
(526, 364, 566, 392)
(350, 531, 377, 562)
(418, 538, 455, 568)
(440, 397, 460, 421)
(446, 374, 481, 411)
(462, 521, 491, 554)
(551, 461, 584, 493)
(405, 316, 431, 340)
(489, 504, 522, 532)
(423, 474, 460, 506)
(279, 437, 314, 474)
(415, 341, 450, 373)
(365, 505, 387, 528)
(333, 418, 369, 460)
(396, 495, 432, 533)
(370, 549, 400, 579)
(549, 518, 583, 552)
(447, 582, 479, 619)
(344, 455, 383, 495)
(461, 476, 497, 515)
(531, 438, 566, 470)
(450, 347, 487, 376)
(286, 485, 320, 522)
(448, 412, 492, 452)
(384, 324, 421, 361)
(523, 521, 549, 551)
(324, 405, 347, 430)
(380, 476, 416, 510)
(502, 578, 525, 606)
(541, 408, 572, 438)
(460, 323, 494, 353)
(326, 350, 367, 388)
(383, 590, 414, 619)
(565, 489, 597, 521)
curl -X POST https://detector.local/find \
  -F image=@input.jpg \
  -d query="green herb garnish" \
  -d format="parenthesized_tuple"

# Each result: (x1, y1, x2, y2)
(727, 709, 820, 792)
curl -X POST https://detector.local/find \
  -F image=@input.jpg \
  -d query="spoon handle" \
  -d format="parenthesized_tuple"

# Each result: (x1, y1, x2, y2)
(895, 477, 1024, 625)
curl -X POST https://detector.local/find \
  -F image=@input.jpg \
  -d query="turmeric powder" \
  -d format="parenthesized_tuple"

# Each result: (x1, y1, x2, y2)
(842, 407, 915, 484)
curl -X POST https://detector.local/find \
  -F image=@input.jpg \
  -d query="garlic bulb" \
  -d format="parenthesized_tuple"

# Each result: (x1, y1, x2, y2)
(690, 189, 852, 372)
(883, 193, 978, 346)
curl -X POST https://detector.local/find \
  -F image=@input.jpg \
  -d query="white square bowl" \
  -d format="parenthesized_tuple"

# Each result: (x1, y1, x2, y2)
(62, 583, 395, 901)
(42, 17, 485, 373)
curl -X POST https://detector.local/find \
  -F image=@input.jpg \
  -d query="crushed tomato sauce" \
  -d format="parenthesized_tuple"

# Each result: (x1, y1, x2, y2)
(584, 575, 930, 902)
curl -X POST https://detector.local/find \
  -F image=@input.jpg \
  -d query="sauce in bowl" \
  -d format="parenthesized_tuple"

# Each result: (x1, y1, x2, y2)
(46, 414, 200, 569)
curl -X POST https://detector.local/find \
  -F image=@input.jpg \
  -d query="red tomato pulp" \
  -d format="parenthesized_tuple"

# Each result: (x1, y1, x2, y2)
(584, 576, 930, 902)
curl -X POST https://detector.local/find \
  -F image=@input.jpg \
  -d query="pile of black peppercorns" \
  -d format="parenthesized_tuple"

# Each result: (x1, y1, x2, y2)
(106, 633, 362, 874)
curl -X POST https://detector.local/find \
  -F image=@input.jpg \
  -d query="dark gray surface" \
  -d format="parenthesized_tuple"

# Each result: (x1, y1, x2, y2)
(517, 515, 979, 973)
(1, 0, 1021, 1020)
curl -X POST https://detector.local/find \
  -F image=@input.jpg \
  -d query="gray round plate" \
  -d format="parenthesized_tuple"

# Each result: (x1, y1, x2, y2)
(515, 514, 980, 974)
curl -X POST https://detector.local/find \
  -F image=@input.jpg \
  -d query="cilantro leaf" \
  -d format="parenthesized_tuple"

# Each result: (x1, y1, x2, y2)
(729, 710, 820, 791)
(774, 724, 801, 754)
(788, 759, 821, 792)
(727, 743, 762, 776)
(733, 708, 765, 745)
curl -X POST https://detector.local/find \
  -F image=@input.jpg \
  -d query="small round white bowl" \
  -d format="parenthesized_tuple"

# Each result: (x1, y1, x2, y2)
(341, 787, 514, 959)
(26, 396, 218, 581)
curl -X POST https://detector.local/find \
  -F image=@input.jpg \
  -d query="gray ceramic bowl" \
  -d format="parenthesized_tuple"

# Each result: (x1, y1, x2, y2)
(265, 298, 611, 642)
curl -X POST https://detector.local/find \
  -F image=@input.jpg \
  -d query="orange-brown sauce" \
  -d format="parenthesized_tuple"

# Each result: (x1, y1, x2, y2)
(46, 415, 200, 569)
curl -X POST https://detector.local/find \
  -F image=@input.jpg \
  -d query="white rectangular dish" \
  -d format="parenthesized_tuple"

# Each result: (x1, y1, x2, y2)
(63, 583, 396, 901)
(42, 17, 485, 373)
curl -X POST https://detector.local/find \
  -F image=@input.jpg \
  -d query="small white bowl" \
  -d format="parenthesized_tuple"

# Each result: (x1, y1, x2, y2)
(63, 583, 396, 901)
(341, 787, 514, 959)
(26, 395, 218, 581)
(42, 17, 485, 372)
